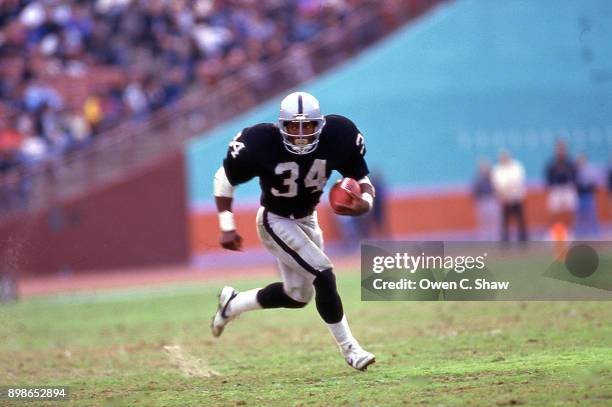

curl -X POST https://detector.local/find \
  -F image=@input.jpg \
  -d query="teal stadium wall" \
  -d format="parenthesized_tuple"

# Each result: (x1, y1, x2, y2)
(188, 0, 612, 204)
(187, 0, 612, 252)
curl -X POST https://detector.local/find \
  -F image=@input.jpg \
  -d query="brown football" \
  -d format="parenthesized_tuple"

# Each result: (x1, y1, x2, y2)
(329, 178, 360, 212)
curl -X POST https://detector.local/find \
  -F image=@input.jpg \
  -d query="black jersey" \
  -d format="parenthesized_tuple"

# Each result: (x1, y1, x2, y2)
(223, 114, 369, 218)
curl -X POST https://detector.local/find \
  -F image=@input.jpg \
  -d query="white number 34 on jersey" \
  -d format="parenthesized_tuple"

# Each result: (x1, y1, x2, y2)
(229, 132, 245, 158)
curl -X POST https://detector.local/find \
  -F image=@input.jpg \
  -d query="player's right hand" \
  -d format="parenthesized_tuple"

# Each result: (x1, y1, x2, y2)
(333, 190, 370, 216)
(220, 230, 243, 251)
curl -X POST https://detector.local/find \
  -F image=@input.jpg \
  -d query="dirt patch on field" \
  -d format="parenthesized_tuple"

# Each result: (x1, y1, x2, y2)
(163, 345, 220, 378)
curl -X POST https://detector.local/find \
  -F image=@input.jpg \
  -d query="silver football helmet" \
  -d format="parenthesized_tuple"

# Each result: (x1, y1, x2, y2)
(278, 91, 326, 155)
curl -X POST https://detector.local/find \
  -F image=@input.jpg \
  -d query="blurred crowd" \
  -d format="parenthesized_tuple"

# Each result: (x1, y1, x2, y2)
(472, 141, 612, 241)
(0, 0, 440, 210)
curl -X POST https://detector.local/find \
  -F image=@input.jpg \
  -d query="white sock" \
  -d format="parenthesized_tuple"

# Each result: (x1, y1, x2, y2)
(227, 289, 262, 318)
(327, 315, 359, 352)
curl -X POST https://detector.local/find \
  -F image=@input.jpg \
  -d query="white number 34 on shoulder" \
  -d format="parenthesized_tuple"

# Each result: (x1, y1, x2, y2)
(356, 133, 365, 155)
(229, 132, 245, 158)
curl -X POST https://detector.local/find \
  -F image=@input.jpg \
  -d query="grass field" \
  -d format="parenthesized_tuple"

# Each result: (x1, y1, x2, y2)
(1, 269, 611, 406)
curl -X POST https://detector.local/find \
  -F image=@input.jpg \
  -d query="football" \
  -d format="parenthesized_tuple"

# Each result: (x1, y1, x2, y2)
(329, 178, 360, 212)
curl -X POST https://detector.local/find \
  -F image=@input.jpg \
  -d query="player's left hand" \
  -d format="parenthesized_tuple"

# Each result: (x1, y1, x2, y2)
(220, 230, 243, 251)
(333, 191, 370, 216)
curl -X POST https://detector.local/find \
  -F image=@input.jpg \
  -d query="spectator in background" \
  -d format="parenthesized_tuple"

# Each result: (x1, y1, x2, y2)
(337, 171, 390, 250)
(0, 148, 22, 209)
(63, 107, 93, 149)
(123, 75, 149, 120)
(369, 171, 390, 238)
(352, 170, 390, 240)
(545, 141, 576, 231)
(83, 92, 103, 136)
(23, 78, 64, 113)
(492, 151, 528, 242)
(284, 44, 315, 84)
(0, 117, 26, 209)
(0, 120, 24, 153)
(574, 153, 599, 237)
(472, 158, 498, 240)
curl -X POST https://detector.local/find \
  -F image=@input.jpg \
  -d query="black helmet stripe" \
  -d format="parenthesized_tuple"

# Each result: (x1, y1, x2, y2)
(297, 94, 303, 114)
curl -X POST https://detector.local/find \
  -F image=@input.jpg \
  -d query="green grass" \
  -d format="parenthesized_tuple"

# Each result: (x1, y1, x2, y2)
(1, 271, 611, 406)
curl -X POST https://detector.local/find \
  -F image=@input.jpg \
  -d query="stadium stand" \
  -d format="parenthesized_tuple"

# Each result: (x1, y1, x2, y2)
(0, 0, 445, 216)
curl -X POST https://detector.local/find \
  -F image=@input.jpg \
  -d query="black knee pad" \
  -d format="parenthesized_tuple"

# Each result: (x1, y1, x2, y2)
(286, 298, 308, 308)
(313, 269, 343, 323)
(257, 282, 307, 309)
(313, 268, 337, 291)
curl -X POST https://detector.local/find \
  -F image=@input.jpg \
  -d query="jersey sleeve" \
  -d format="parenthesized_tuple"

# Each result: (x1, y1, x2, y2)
(222, 128, 259, 186)
(336, 118, 370, 180)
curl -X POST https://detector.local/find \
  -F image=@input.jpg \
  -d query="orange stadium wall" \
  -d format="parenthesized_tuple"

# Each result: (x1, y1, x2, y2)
(191, 189, 612, 254)
(0, 152, 189, 276)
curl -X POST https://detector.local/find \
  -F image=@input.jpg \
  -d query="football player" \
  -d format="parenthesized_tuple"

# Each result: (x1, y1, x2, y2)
(211, 92, 376, 371)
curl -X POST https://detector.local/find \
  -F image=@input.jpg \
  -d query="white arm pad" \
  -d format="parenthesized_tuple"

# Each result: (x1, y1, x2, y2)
(361, 192, 374, 210)
(358, 176, 375, 207)
(213, 166, 234, 197)
(358, 175, 374, 189)
(218, 210, 236, 232)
